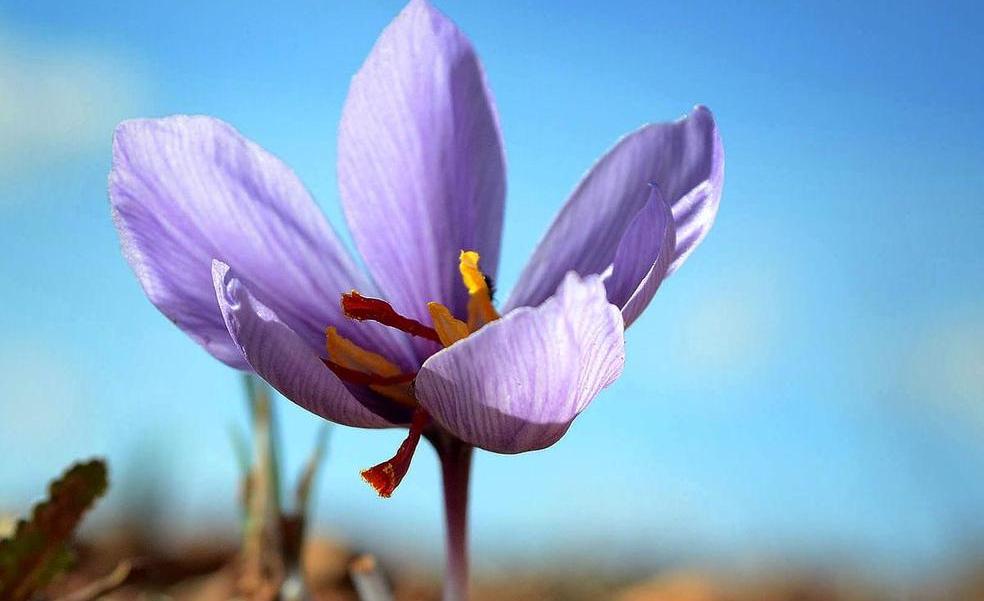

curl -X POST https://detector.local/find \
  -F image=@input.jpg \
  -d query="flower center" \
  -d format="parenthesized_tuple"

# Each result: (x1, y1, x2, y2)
(322, 250, 498, 497)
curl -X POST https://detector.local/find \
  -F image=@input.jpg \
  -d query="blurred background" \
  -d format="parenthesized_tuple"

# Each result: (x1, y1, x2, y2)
(1, 0, 983, 598)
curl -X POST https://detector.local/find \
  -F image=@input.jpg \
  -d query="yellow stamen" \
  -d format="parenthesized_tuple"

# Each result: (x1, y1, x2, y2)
(458, 250, 499, 331)
(326, 327, 415, 406)
(427, 302, 470, 347)
(459, 250, 487, 295)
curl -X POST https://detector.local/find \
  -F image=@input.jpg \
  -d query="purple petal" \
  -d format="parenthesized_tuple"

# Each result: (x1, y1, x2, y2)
(506, 106, 723, 313)
(213, 261, 392, 428)
(415, 273, 625, 454)
(110, 116, 414, 370)
(606, 184, 676, 328)
(337, 0, 506, 329)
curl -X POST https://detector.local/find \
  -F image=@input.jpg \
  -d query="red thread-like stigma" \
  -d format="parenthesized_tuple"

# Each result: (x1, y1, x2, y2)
(361, 408, 430, 497)
(341, 291, 442, 343)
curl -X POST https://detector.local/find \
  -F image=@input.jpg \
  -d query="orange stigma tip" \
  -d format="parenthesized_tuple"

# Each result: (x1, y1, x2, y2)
(321, 358, 416, 386)
(341, 291, 442, 344)
(361, 408, 430, 498)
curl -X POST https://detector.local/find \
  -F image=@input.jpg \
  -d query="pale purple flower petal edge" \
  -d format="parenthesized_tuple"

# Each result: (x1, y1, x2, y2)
(212, 260, 393, 429)
(110, 116, 416, 371)
(337, 0, 506, 345)
(505, 105, 723, 320)
(607, 184, 677, 327)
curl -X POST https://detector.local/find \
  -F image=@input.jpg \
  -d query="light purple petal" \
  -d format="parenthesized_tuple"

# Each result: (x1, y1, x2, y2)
(415, 273, 625, 454)
(110, 116, 414, 370)
(506, 106, 723, 313)
(606, 184, 676, 327)
(338, 0, 506, 330)
(213, 261, 392, 428)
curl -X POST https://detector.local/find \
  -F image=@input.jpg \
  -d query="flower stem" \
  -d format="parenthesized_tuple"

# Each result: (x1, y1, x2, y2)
(437, 440, 473, 601)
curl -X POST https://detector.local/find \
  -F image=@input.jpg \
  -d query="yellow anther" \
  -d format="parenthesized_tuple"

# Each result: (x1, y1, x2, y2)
(459, 250, 487, 295)
(327, 327, 402, 376)
(458, 250, 499, 331)
(427, 302, 470, 347)
(326, 327, 415, 406)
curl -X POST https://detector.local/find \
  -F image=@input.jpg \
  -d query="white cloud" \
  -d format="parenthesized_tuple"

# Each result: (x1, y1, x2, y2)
(0, 24, 147, 188)
(675, 266, 785, 373)
(0, 340, 90, 450)
(906, 308, 984, 426)
(0, 338, 108, 508)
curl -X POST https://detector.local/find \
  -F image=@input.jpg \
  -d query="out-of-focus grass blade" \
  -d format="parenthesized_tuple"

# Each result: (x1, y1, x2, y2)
(279, 423, 331, 601)
(243, 374, 282, 510)
(237, 374, 285, 601)
(53, 560, 131, 601)
(349, 555, 394, 601)
(0, 459, 109, 601)
(296, 424, 330, 519)
(230, 423, 252, 480)
(230, 423, 252, 518)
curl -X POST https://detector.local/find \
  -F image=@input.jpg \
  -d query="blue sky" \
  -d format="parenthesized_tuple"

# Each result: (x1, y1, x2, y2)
(1, 0, 982, 582)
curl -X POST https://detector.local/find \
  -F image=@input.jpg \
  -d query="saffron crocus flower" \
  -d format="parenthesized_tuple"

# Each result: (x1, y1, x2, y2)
(109, 1, 722, 598)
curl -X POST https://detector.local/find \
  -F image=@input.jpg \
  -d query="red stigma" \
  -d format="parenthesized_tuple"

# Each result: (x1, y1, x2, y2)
(321, 359, 416, 386)
(361, 408, 430, 497)
(342, 291, 442, 344)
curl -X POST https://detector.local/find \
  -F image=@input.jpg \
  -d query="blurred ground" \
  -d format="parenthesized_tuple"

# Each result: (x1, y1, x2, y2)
(35, 530, 984, 601)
